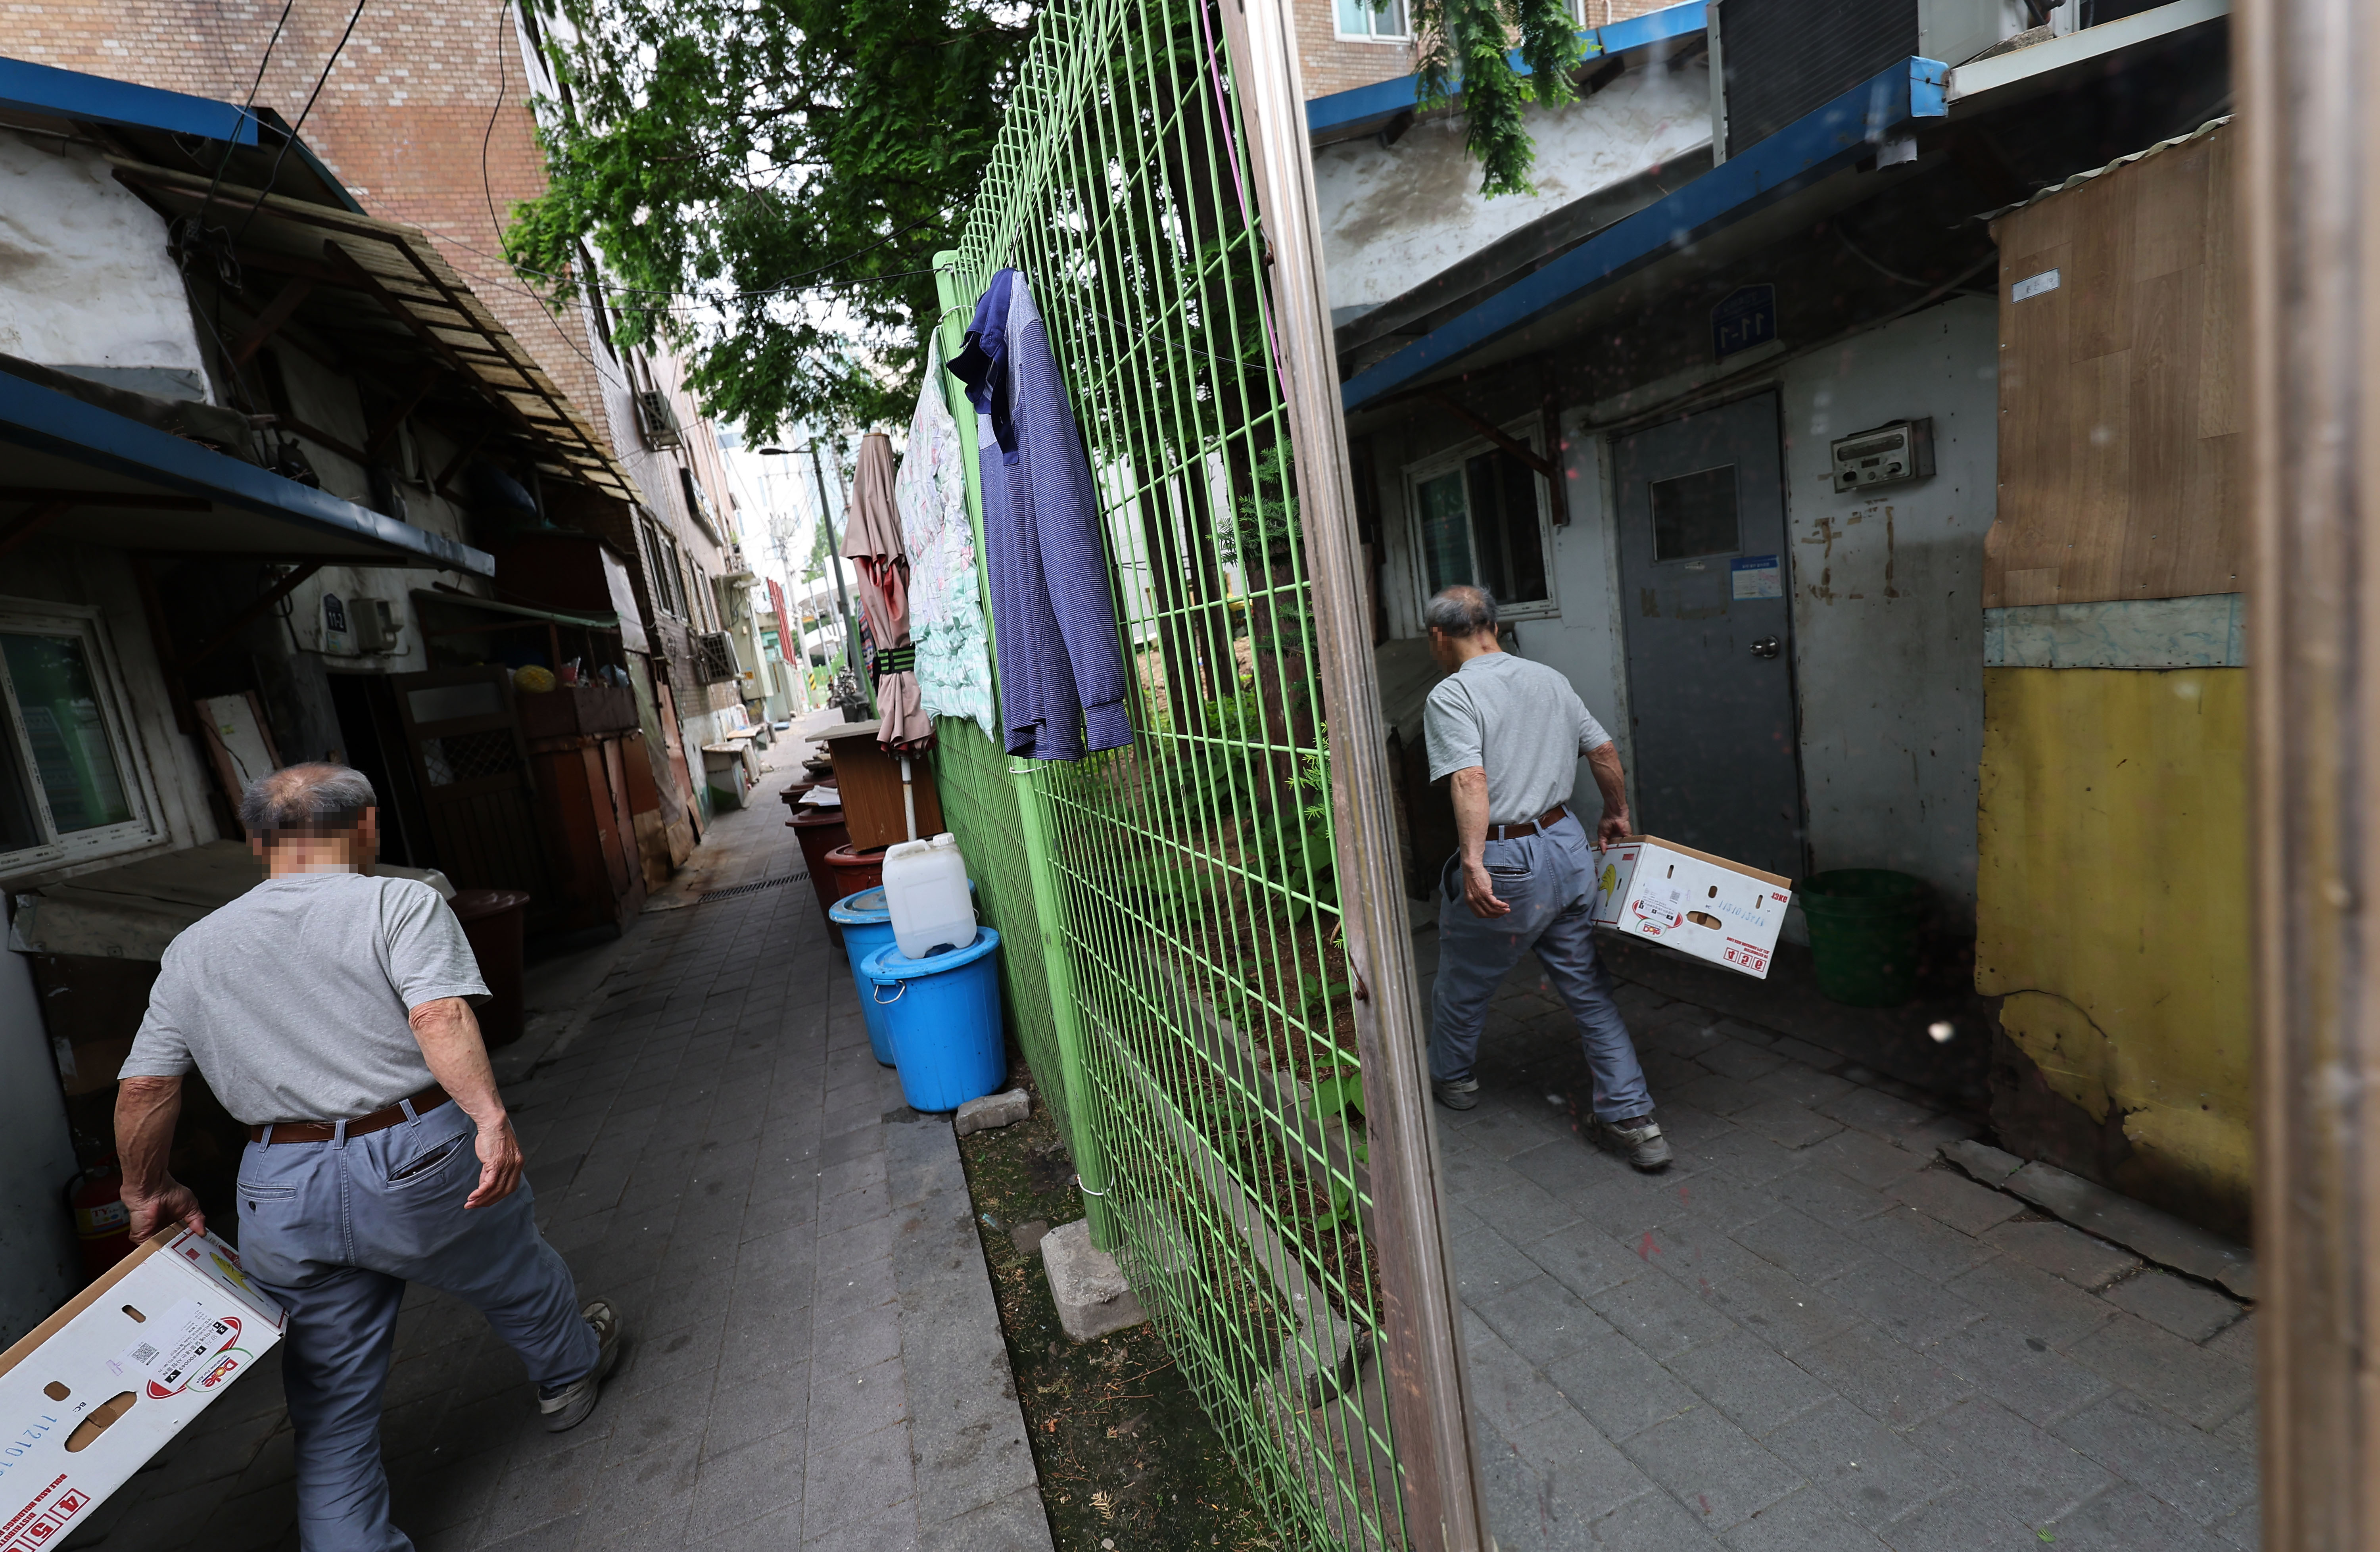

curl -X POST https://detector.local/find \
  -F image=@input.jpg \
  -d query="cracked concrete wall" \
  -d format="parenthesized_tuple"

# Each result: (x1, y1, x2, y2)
(1778, 298, 1998, 931)
(1973, 666, 2251, 1239)
(1314, 55, 1711, 316)
(0, 130, 209, 393)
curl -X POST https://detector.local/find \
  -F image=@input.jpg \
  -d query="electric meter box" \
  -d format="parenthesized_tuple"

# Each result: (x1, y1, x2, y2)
(1830, 419, 1935, 493)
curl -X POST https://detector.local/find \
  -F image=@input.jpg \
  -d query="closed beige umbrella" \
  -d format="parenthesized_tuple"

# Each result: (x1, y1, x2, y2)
(843, 431, 933, 751)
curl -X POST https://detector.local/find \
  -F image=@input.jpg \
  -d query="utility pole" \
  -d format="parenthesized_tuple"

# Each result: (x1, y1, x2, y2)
(759, 442, 873, 715)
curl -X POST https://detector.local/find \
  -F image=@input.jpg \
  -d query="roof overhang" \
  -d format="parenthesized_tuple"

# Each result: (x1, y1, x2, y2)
(409, 588, 618, 634)
(1340, 56, 1948, 411)
(106, 162, 640, 509)
(0, 371, 493, 573)
(0, 56, 258, 145)
(1945, 0, 2228, 113)
(1305, 0, 1707, 145)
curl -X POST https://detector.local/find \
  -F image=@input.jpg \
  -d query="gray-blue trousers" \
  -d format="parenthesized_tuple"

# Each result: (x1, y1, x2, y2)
(236, 1100, 597, 1552)
(1429, 812, 1655, 1122)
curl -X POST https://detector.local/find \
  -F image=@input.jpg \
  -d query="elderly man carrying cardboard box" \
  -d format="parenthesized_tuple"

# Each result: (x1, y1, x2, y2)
(114, 764, 622, 1552)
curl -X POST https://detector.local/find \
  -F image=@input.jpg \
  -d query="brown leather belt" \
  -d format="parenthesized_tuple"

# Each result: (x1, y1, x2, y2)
(1487, 803, 1569, 841)
(250, 1085, 450, 1143)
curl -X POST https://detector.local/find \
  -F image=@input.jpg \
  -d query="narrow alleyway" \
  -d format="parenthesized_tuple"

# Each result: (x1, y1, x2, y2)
(65, 740, 1049, 1552)
(1419, 929, 2258, 1552)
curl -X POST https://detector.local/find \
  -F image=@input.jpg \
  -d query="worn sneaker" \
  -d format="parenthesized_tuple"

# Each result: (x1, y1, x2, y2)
(1432, 1077, 1480, 1112)
(537, 1301, 623, 1432)
(1589, 1114, 1672, 1172)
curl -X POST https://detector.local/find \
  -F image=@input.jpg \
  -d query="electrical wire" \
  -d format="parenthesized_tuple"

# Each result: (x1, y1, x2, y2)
(476, 0, 601, 374)
(1834, 221, 1989, 294)
(231, 0, 373, 248)
(186, 0, 299, 246)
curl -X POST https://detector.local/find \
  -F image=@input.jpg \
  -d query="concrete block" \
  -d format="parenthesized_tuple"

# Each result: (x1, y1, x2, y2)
(1983, 1218, 2140, 1292)
(1940, 1137, 2024, 1184)
(2102, 1268, 2247, 1344)
(2001, 1161, 2256, 1298)
(1889, 1167, 2024, 1237)
(1039, 1219, 1146, 1341)
(954, 1088, 1030, 1137)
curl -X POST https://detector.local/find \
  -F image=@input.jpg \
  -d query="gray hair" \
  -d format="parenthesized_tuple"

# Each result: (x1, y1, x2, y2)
(1423, 584, 1498, 637)
(240, 763, 378, 838)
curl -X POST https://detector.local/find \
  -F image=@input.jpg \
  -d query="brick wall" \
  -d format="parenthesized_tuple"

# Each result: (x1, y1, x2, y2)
(1293, 0, 1688, 102)
(1295, 0, 1417, 99)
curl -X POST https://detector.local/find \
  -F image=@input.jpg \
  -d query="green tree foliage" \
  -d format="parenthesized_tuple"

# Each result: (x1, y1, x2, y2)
(508, 0, 1033, 437)
(507, 0, 1563, 437)
(1413, 0, 1586, 196)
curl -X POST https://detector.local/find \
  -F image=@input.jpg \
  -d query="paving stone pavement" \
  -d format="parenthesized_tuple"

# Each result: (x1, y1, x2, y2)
(1420, 930, 2261, 1552)
(64, 796, 1052, 1552)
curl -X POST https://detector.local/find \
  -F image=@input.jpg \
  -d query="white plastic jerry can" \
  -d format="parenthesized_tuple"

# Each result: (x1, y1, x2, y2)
(883, 831, 975, 959)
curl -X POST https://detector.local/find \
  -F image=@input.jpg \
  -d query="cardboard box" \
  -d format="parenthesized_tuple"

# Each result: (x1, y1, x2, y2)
(1590, 836, 1793, 979)
(0, 1229, 285, 1546)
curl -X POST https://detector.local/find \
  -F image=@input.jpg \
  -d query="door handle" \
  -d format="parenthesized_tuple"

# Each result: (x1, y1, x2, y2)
(1750, 635, 1781, 659)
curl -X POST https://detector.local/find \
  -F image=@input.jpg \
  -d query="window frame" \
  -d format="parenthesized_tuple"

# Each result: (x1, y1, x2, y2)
(1401, 420, 1563, 625)
(0, 597, 163, 876)
(1334, 0, 1411, 41)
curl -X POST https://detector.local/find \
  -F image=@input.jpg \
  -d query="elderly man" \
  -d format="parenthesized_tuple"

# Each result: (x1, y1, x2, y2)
(1423, 584, 1669, 1171)
(115, 764, 621, 1552)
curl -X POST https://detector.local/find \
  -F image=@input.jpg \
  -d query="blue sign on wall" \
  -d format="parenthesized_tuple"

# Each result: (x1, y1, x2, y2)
(1712, 284, 1777, 360)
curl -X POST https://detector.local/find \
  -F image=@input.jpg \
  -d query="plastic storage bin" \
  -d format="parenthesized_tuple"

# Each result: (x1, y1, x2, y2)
(828, 887, 900, 1066)
(882, 832, 975, 959)
(862, 928, 1006, 1112)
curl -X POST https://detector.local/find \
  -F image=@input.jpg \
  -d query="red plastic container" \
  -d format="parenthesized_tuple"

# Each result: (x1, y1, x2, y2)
(792, 809, 852, 922)
(824, 843, 889, 903)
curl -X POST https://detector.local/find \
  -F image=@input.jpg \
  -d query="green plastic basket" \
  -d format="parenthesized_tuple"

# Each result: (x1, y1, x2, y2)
(1799, 869, 1927, 1007)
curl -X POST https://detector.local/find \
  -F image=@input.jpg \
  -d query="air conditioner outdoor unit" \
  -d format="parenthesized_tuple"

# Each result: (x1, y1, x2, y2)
(636, 389, 682, 451)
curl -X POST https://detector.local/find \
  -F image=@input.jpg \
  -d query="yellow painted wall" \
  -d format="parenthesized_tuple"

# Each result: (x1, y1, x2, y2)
(1975, 666, 2251, 1234)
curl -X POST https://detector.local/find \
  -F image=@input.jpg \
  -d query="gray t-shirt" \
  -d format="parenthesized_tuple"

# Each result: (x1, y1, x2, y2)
(121, 872, 489, 1125)
(1424, 651, 1613, 824)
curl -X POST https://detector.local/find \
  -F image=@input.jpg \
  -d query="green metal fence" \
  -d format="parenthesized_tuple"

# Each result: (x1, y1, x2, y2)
(922, 0, 1412, 1543)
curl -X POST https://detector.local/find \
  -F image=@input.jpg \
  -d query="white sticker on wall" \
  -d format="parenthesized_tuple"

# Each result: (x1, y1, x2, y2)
(1730, 555, 1783, 599)
(2012, 268, 2061, 302)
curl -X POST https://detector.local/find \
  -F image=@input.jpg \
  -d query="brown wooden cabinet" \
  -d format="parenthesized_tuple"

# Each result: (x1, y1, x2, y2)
(818, 721, 944, 849)
(526, 725, 650, 935)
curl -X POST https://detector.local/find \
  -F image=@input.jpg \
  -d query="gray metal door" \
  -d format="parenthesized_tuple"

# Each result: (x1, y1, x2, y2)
(1612, 392, 1803, 877)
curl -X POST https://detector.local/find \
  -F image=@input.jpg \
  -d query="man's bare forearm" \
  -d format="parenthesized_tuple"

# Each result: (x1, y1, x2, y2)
(116, 1076, 183, 1200)
(408, 997, 507, 1129)
(1587, 743, 1630, 828)
(1451, 766, 1491, 867)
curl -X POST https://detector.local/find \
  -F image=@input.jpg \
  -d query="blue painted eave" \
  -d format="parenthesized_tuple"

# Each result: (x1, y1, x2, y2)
(1340, 56, 1949, 410)
(0, 372, 493, 576)
(1306, 0, 1707, 136)
(0, 55, 261, 145)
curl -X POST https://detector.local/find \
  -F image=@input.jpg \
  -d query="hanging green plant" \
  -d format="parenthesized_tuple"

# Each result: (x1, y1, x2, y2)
(1412, 0, 1587, 196)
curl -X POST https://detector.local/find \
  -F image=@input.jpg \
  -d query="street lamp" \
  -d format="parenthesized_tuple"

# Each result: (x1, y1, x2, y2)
(758, 442, 873, 716)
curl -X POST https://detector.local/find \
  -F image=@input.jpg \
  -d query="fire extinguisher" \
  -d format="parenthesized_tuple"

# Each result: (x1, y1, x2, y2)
(68, 1160, 134, 1280)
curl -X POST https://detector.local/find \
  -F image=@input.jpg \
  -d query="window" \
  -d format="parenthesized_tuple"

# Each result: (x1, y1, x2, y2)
(1649, 465, 1741, 561)
(577, 242, 617, 361)
(1409, 440, 1555, 615)
(0, 605, 157, 874)
(641, 520, 685, 617)
(1336, 0, 1409, 38)
(679, 467, 722, 544)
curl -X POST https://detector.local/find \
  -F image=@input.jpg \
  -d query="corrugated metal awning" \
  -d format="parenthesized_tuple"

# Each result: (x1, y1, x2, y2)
(0, 368, 493, 573)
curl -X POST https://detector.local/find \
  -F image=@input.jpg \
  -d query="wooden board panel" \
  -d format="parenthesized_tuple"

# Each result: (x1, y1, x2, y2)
(1986, 123, 2243, 607)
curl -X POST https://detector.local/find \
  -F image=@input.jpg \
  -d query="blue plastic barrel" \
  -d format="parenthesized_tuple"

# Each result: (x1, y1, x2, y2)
(828, 887, 899, 1066)
(862, 928, 1006, 1112)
